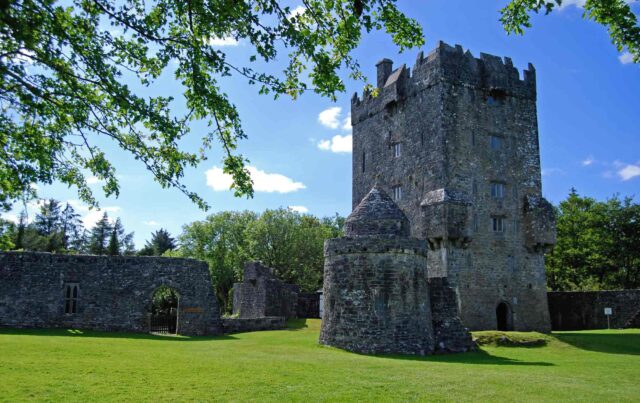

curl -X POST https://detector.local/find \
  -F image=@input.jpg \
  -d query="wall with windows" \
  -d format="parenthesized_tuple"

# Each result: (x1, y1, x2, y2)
(0, 252, 222, 336)
(350, 41, 555, 332)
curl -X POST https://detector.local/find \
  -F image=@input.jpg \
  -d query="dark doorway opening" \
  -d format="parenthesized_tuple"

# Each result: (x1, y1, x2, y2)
(496, 302, 513, 331)
(150, 286, 179, 334)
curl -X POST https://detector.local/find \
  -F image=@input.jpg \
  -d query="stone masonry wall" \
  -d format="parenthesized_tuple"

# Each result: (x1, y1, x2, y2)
(0, 252, 222, 336)
(548, 290, 640, 330)
(232, 261, 299, 319)
(351, 41, 554, 332)
(320, 237, 435, 355)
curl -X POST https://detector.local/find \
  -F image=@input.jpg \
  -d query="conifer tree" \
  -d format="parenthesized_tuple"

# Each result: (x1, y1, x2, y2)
(88, 212, 112, 255)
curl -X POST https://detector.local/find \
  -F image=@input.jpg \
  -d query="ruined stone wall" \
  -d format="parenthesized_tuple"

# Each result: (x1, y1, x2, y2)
(0, 252, 222, 336)
(232, 262, 299, 319)
(351, 42, 553, 332)
(548, 290, 640, 330)
(320, 237, 435, 355)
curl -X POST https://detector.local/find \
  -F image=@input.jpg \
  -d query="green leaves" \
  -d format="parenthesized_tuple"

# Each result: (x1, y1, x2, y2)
(1, 0, 424, 212)
(500, 0, 639, 62)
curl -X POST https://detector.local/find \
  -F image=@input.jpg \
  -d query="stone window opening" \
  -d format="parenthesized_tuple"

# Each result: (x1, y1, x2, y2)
(64, 283, 79, 314)
(393, 143, 401, 158)
(491, 182, 505, 199)
(473, 213, 479, 232)
(490, 135, 503, 150)
(362, 151, 366, 173)
(492, 216, 505, 232)
(486, 89, 507, 105)
(392, 185, 402, 201)
(471, 132, 476, 146)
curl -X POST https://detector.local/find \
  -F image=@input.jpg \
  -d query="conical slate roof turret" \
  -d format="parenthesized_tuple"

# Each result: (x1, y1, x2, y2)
(344, 185, 410, 237)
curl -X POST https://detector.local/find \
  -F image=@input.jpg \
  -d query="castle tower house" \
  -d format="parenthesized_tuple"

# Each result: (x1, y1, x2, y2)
(351, 42, 556, 331)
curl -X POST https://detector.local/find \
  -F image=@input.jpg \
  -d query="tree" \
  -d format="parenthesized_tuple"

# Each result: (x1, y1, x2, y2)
(3, 1, 635, 213)
(178, 211, 257, 311)
(33, 199, 64, 252)
(60, 202, 84, 252)
(106, 217, 135, 255)
(87, 212, 112, 255)
(1, 0, 424, 212)
(0, 218, 15, 251)
(501, 0, 640, 63)
(140, 228, 177, 256)
(546, 189, 640, 291)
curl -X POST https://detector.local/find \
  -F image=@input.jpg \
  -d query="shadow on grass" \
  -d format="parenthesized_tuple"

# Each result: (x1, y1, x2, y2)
(359, 348, 555, 366)
(0, 327, 238, 342)
(552, 331, 640, 355)
(286, 318, 309, 331)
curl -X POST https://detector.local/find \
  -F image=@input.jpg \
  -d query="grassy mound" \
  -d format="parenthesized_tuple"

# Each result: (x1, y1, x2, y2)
(473, 331, 550, 347)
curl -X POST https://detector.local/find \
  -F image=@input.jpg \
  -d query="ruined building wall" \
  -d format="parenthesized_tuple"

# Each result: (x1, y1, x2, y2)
(232, 261, 299, 319)
(351, 42, 554, 331)
(0, 252, 222, 336)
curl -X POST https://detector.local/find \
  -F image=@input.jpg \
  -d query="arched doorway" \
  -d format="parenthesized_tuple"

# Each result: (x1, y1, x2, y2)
(496, 302, 513, 331)
(150, 286, 180, 334)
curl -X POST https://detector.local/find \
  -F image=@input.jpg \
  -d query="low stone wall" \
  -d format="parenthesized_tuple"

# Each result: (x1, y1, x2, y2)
(547, 290, 640, 330)
(0, 252, 222, 336)
(222, 316, 286, 334)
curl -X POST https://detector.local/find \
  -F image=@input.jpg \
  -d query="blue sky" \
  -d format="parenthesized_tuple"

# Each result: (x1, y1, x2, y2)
(4, 0, 639, 247)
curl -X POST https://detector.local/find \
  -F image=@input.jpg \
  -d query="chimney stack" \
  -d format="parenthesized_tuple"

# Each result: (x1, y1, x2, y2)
(376, 59, 393, 89)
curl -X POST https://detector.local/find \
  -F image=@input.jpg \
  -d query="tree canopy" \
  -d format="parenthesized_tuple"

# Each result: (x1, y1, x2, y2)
(1, 0, 637, 212)
(546, 189, 640, 291)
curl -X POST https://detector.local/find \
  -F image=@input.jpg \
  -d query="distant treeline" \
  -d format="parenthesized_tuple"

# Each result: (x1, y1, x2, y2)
(546, 189, 640, 292)
(2, 189, 638, 307)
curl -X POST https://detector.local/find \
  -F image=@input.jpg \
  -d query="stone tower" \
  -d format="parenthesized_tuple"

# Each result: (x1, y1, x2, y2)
(351, 42, 556, 332)
(320, 185, 434, 355)
(320, 185, 472, 355)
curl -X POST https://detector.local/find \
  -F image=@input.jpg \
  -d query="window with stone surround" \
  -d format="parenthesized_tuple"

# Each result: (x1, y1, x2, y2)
(393, 143, 401, 158)
(64, 283, 79, 314)
(392, 185, 402, 201)
(492, 217, 505, 233)
(491, 182, 505, 199)
(362, 151, 366, 173)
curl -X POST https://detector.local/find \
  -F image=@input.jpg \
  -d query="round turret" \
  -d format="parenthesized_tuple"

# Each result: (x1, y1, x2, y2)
(344, 185, 410, 237)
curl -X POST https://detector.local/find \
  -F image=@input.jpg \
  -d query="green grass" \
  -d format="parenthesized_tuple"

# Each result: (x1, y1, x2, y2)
(0, 320, 639, 402)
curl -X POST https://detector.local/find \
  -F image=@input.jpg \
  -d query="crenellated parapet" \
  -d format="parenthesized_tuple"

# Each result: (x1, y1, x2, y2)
(351, 41, 536, 125)
(523, 195, 556, 253)
(421, 188, 473, 250)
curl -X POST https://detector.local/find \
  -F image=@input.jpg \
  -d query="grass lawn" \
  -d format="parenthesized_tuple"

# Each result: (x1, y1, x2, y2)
(0, 320, 638, 402)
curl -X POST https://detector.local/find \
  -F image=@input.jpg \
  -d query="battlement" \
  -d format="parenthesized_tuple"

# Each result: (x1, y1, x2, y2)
(352, 41, 536, 123)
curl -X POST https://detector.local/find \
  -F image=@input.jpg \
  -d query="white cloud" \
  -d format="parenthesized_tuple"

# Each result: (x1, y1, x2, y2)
(288, 205, 309, 213)
(582, 156, 595, 166)
(618, 164, 640, 181)
(143, 220, 160, 226)
(342, 112, 352, 131)
(1, 213, 19, 223)
(86, 176, 100, 185)
(318, 107, 342, 129)
(205, 166, 305, 193)
(317, 134, 352, 153)
(619, 52, 634, 65)
(67, 199, 120, 228)
(208, 36, 239, 47)
(287, 5, 306, 19)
